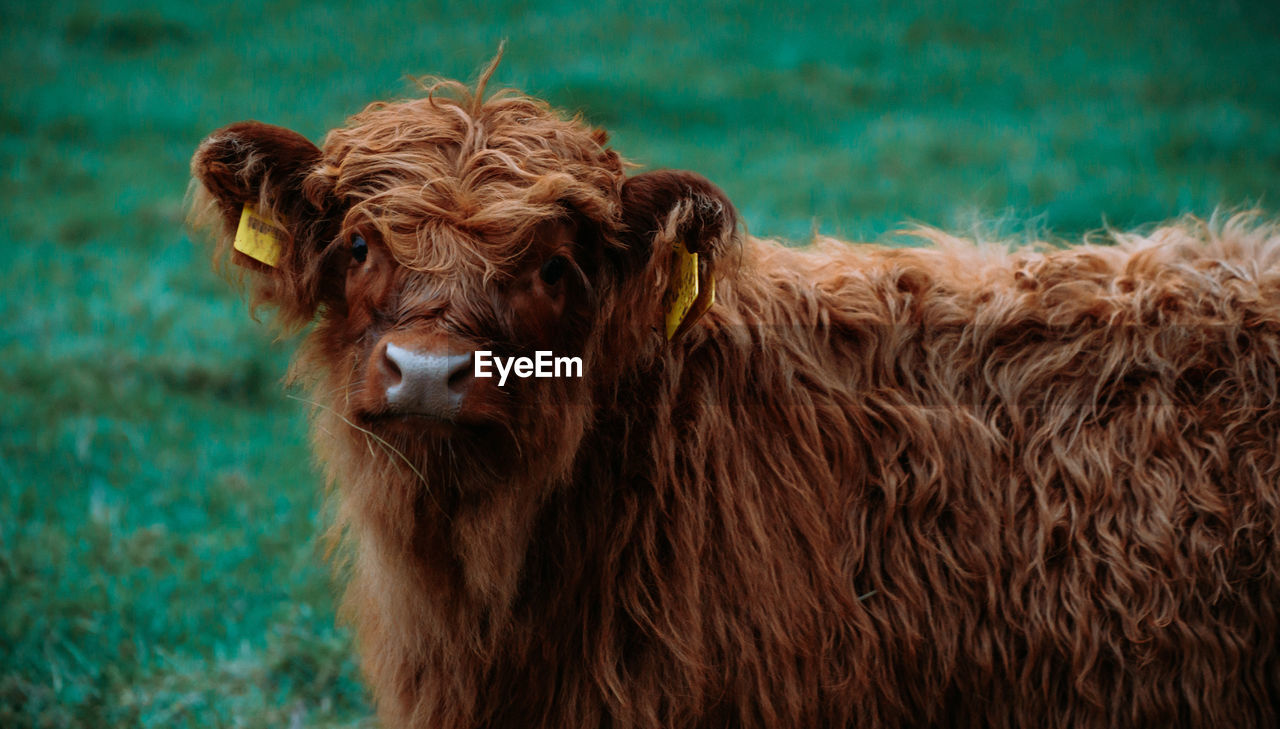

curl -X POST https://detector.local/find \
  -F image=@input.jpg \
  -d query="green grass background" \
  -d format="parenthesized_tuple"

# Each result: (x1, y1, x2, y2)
(3, 0, 1279, 725)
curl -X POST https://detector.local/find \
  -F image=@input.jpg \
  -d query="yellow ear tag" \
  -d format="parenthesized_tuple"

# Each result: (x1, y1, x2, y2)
(233, 203, 284, 268)
(663, 238, 715, 340)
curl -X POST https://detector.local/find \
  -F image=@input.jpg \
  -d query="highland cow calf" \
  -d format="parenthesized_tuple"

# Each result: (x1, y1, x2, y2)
(190, 67, 1280, 729)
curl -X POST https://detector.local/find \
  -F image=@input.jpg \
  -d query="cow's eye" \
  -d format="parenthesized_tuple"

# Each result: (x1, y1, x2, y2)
(351, 235, 368, 263)
(539, 255, 568, 286)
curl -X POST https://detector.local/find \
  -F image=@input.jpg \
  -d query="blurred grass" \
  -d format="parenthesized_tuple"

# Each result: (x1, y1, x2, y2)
(2, 0, 1279, 725)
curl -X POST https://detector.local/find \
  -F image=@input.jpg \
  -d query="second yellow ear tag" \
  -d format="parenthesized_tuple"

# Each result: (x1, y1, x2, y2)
(664, 238, 715, 340)
(233, 203, 284, 268)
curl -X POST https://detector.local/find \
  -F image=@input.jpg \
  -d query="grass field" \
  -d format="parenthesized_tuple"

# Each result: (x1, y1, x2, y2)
(3, 1, 1279, 725)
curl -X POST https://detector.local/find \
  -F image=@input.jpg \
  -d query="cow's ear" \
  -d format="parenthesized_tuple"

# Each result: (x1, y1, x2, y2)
(189, 121, 342, 328)
(618, 170, 739, 339)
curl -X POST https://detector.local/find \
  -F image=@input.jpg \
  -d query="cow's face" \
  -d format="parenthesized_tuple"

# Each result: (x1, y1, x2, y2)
(190, 86, 736, 478)
(331, 209, 601, 439)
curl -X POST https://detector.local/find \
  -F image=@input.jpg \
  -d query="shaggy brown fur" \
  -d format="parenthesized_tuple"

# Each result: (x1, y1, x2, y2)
(189, 63, 1280, 729)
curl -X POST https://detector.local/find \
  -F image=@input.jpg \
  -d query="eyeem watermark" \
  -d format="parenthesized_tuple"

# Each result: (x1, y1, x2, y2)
(474, 351, 583, 386)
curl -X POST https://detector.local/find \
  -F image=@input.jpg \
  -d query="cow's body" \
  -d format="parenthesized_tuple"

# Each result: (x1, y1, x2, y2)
(191, 66, 1280, 728)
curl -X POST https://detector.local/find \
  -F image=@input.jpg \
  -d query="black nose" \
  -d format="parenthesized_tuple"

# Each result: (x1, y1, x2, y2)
(380, 342, 474, 418)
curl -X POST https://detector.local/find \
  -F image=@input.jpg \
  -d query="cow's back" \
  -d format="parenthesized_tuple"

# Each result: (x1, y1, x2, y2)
(703, 221, 1280, 726)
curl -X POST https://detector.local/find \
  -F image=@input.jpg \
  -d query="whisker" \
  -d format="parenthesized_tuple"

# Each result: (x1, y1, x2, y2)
(285, 393, 451, 522)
